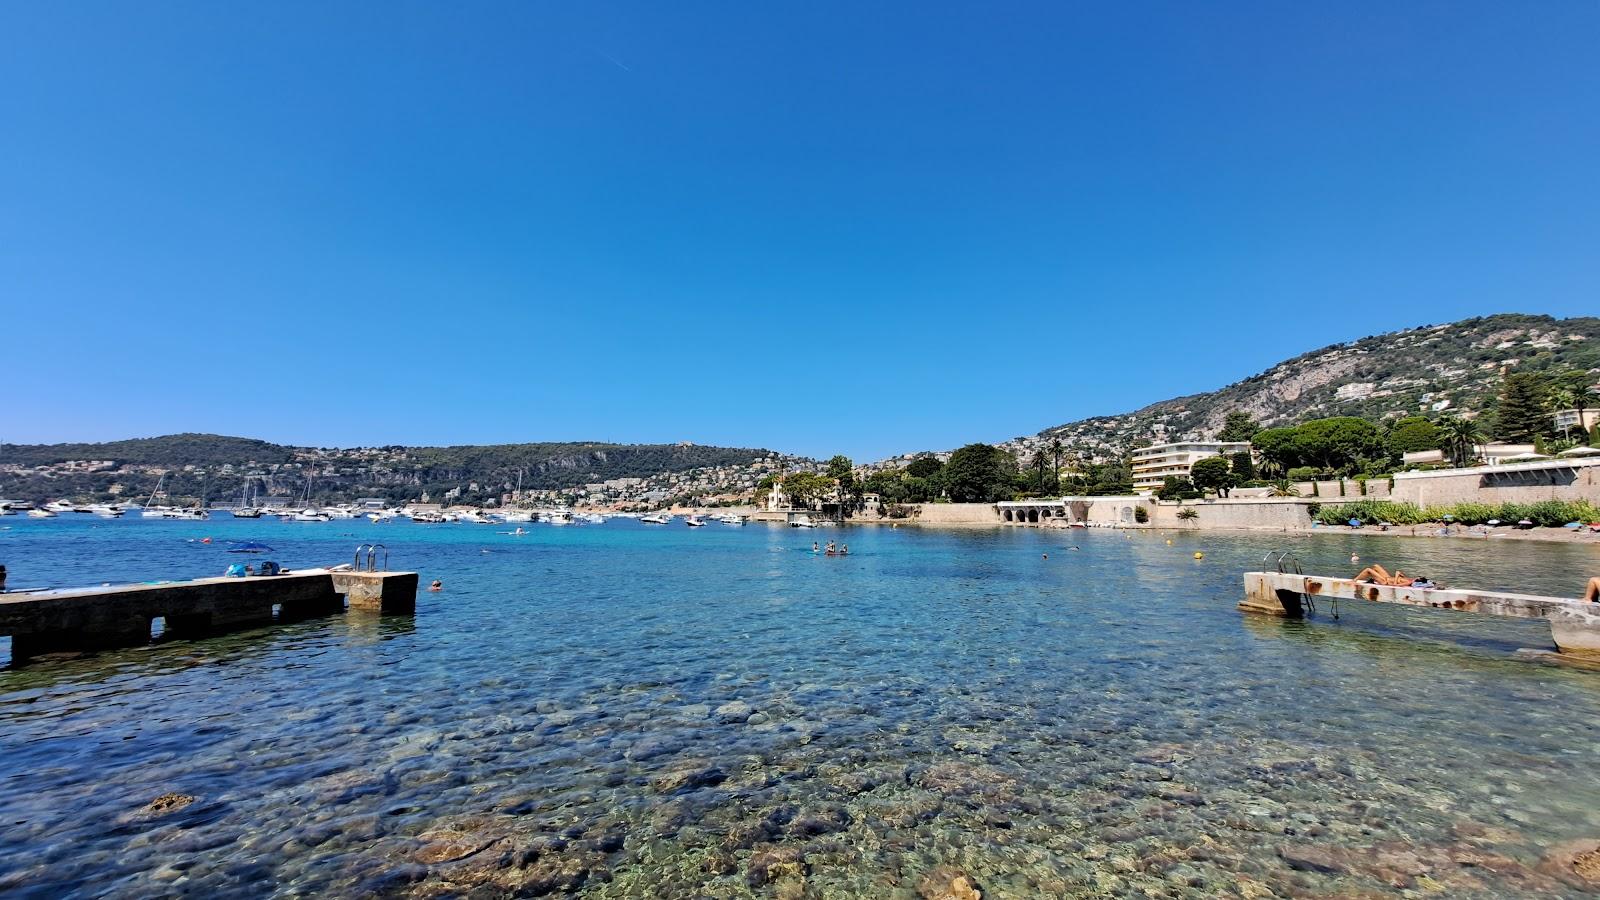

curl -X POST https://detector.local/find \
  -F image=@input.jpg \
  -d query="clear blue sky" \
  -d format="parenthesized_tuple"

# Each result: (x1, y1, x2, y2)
(3, 2, 1597, 461)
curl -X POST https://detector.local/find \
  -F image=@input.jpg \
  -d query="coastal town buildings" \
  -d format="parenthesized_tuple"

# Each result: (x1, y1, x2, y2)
(1130, 441, 1251, 493)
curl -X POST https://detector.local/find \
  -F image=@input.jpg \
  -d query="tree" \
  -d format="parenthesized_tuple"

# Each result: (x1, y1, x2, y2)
(1029, 450, 1049, 493)
(1438, 416, 1482, 467)
(1251, 427, 1298, 476)
(1218, 412, 1260, 443)
(1048, 437, 1064, 490)
(825, 455, 853, 480)
(1494, 372, 1552, 443)
(782, 471, 833, 507)
(1387, 416, 1441, 456)
(905, 455, 944, 480)
(1229, 451, 1256, 482)
(1291, 417, 1385, 474)
(1155, 475, 1195, 501)
(944, 443, 1014, 503)
(1189, 456, 1235, 497)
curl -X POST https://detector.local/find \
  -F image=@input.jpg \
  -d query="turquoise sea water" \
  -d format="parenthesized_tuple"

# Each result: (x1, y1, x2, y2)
(2, 515, 1600, 897)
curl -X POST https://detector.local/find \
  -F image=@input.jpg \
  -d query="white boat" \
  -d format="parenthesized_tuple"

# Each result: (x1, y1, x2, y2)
(166, 508, 209, 520)
(232, 507, 263, 519)
(142, 506, 173, 518)
(640, 514, 672, 525)
(292, 509, 329, 522)
(411, 511, 445, 523)
(28, 508, 57, 518)
(716, 514, 746, 525)
(544, 510, 572, 525)
(457, 511, 492, 525)
(323, 507, 358, 520)
(503, 511, 535, 523)
(685, 516, 706, 527)
(788, 514, 819, 528)
(578, 513, 606, 524)
(2, 500, 35, 511)
(89, 505, 123, 518)
(366, 512, 393, 523)
(45, 500, 74, 513)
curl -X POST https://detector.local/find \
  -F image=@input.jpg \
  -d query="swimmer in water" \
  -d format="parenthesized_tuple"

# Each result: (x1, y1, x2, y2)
(428, 580, 443, 592)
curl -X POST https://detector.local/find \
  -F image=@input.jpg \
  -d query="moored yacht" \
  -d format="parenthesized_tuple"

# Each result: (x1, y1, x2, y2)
(640, 513, 672, 524)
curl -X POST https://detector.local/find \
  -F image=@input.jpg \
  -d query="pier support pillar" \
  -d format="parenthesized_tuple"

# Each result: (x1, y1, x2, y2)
(1549, 606, 1600, 660)
(1239, 572, 1304, 618)
(332, 571, 419, 614)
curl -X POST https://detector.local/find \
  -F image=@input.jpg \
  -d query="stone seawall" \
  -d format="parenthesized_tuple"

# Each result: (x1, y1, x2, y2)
(1391, 460, 1600, 506)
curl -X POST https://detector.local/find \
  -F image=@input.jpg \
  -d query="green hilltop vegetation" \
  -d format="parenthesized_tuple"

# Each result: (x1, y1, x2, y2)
(0, 435, 781, 505)
(1029, 313, 1600, 454)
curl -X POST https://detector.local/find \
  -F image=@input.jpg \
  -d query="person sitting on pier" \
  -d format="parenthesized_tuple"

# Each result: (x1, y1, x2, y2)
(1353, 563, 1415, 586)
(1585, 577, 1600, 603)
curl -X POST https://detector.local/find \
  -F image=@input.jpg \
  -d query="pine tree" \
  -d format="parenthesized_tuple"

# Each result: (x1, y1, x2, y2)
(1494, 373, 1553, 443)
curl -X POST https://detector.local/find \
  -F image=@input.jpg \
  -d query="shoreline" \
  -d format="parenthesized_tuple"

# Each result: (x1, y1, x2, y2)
(837, 518, 1600, 544)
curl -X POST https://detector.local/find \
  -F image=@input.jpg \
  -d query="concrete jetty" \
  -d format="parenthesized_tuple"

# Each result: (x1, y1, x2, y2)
(1242, 571, 1600, 659)
(0, 568, 418, 662)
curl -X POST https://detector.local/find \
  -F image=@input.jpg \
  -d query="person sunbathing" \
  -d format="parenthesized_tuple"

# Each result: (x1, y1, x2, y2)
(1353, 564, 1414, 586)
(1586, 577, 1600, 603)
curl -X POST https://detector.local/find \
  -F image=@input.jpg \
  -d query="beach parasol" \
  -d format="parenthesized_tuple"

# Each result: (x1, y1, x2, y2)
(1348, 518, 1362, 527)
(226, 540, 275, 553)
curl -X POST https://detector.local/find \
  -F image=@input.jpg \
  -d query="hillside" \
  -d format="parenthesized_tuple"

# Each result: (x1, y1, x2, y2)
(0, 435, 794, 507)
(1007, 314, 1600, 460)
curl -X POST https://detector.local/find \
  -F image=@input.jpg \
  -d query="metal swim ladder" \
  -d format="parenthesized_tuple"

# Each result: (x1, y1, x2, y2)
(353, 544, 389, 572)
(1261, 549, 1336, 618)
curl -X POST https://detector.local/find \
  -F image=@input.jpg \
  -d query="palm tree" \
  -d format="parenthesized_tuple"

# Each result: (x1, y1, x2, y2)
(1551, 387, 1579, 442)
(1439, 416, 1483, 468)
(1048, 438, 1064, 491)
(1029, 450, 1049, 494)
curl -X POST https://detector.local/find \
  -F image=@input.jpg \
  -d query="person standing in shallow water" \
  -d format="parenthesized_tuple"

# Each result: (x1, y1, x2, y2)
(1586, 577, 1600, 602)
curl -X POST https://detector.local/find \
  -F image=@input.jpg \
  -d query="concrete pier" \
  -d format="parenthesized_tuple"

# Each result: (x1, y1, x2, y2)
(1242, 571, 1600, 659)
(0, 569, 419, 662)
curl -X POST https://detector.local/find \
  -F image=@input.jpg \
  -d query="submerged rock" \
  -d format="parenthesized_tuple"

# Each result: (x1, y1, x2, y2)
(1538, 838, 1600, 889)
(917, 865, 982, 900)
(747, 845, 807, 887)
(714, 701, 754, 724)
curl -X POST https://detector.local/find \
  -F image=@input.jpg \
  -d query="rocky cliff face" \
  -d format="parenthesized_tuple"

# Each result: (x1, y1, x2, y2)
(1003, 314, 1600, 460)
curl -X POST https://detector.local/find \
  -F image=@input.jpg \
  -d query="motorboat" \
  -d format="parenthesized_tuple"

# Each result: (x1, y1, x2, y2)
(578, 513, 606, 524)
(142, 506, 174, 518)
(502, 511, 535, 523)
(323, 507, 358, 520)
(2, 500, 35, 511)
(788, 514, 818, 528)
(411, 511, 445, 523)
(366, 512, 393, 523)
(716, 514, 746, 525)
(232, 507, 264, 519)
(45, 500, 75, 513)
(544, 510, 572, 525)
(28, 508, 57, 518)
(292, 509, 330, 522)
(89, 505, 123, 518)
(166, 508, 209, 520)
(685, 516, 706, 527)
(457, 511, 492, 525)
(640, 514, 672, 524)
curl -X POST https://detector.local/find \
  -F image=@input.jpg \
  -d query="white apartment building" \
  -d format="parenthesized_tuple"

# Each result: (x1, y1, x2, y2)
(1130, 441, 1251, 493)
(1554, 408, 1600, 433)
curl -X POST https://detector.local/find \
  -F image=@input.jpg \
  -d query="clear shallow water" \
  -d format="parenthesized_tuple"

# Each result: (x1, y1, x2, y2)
(2, 517, 1600, 898)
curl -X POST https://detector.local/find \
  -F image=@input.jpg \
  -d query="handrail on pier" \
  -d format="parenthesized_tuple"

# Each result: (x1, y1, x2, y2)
(353, 544, 389, 572)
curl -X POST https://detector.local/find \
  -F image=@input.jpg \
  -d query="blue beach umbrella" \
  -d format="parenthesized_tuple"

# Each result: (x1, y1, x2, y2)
(1348, 518, 1361, 527)
(227, 540, 275, 553)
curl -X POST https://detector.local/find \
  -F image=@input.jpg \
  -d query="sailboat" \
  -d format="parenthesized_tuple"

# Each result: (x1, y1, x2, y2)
(142, 474, 175, 517)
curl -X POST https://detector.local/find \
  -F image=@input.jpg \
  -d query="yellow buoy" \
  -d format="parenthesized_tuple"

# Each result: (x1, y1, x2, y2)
(1166, 539, 1172, 546)
(1193, 552, 1204, 560)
